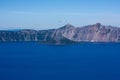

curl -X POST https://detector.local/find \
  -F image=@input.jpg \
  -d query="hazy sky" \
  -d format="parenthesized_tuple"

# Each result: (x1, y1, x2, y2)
(0, 0, 120, 30)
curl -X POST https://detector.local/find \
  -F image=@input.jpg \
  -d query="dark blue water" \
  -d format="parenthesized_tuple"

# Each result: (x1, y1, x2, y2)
(0, 42, 120, 80)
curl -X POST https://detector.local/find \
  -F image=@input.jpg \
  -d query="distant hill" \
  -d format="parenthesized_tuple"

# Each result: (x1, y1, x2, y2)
(0, 23, 120, 44)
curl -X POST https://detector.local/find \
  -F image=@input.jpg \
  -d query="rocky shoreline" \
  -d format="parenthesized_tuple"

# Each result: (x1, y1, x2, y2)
(0, 23, 120, 44)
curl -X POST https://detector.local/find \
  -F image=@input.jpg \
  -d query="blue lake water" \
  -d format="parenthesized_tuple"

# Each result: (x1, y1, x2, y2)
(0, 42, 120, 80)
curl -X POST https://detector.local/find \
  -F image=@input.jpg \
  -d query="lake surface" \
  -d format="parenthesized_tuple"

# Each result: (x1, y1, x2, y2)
(0, 42, 120, 80)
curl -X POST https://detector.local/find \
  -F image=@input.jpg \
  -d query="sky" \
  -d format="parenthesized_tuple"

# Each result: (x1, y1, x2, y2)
(0, 0, 120, 30)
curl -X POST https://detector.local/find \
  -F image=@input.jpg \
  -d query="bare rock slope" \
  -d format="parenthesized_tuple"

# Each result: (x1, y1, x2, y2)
(0, 23, 120, 44)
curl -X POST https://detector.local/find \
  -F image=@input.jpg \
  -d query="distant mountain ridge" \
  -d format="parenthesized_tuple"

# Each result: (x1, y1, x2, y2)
(0, 23, 120, 44)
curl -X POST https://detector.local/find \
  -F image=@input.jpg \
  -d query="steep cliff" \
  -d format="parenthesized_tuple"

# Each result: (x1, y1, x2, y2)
(0, 23, 120, 44)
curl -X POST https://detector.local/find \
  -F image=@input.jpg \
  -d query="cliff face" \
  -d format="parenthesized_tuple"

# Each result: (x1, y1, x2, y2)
(0, 23, 120, 44)
(60, 23, 120, 42)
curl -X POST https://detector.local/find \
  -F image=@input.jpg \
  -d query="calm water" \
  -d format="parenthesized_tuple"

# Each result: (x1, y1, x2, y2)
(0, 42, 120, 80)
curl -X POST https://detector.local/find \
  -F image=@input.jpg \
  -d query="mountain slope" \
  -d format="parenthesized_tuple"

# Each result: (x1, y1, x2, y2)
(0, 23, 120, 44)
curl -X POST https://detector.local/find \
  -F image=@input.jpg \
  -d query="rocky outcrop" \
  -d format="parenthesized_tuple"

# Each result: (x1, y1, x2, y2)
(53, 23, 120, 42)
(0, 23, 120, 44)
